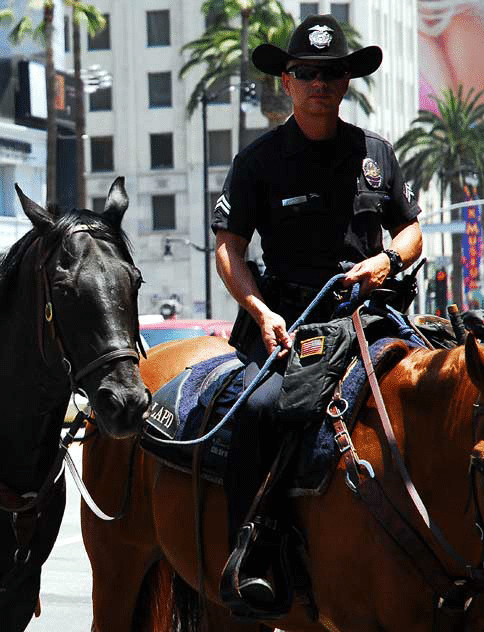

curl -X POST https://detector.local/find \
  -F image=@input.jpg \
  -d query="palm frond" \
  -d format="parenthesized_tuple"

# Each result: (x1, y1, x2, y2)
(8, 16, 34, 44)
(71, 3, 106, 37)
(0, 9, 14, 26)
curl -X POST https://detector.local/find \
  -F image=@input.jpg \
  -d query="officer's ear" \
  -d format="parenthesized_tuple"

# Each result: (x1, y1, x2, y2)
(281, 71, 291, 96)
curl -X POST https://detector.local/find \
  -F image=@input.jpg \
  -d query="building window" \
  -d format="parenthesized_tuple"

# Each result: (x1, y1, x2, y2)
(243, 128, 267, 146)
(331, 2, 349, 23)
(89, 86, 112, 111)
(300, 3, 318, 20)
(64, 15, 70, 52)
(147, 10, 170, 46)
(88, 14, 110, 50)
(209, 191, 220, 212)
(0, 169, 13, 216)
(92, 197, 106, 214)
(208, 130, 232, 166)
(150, 133, 173, 169)
(91, 136, 114, 172)
(152, 195, 176, 230)
(205, 5, 224, 30)
(148, 72, 172, 108)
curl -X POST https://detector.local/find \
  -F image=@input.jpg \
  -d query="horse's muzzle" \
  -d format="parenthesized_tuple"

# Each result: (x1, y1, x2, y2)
(94, 385, 151, 439)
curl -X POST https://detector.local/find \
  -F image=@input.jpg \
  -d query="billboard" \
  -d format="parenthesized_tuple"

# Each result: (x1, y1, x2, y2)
(418, 1, 484, 112)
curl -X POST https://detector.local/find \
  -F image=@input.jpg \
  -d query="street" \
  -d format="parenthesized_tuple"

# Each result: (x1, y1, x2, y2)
(27, 443, 93, 631)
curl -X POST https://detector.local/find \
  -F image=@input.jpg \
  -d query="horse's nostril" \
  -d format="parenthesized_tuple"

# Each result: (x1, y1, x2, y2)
(96, 387, 151, 427)
(96, 388, 123, 417)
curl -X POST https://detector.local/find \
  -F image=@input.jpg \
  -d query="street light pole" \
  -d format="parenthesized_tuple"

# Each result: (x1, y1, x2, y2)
(73, 15, 86, 209)
(199, 80, 258, 318)
(201, 87, 212, 319)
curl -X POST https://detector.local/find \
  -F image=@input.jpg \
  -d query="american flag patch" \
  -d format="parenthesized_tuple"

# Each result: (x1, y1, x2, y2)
(300, 336, 325, 358)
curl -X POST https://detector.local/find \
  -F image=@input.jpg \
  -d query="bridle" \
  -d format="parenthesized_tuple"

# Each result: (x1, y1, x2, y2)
(35, 229, 145, 393)
(33, 228, 148, 519)
(0, 229, 146, 593)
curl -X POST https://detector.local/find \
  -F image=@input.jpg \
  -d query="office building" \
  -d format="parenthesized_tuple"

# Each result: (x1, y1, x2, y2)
(65, 0, 419, 317)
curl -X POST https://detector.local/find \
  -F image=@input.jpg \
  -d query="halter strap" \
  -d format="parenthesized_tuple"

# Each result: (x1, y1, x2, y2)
(74, 348, 140, 383)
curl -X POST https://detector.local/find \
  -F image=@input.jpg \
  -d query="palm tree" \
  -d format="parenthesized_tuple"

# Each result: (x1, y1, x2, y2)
(2, 1, 105, 206)
(180, 1, 374, 148)
(180, 0, 293, 149)
(395, 85, 484, 307)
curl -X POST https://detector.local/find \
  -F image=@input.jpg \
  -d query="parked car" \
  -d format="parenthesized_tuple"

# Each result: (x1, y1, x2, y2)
(139, 318, 233, 349)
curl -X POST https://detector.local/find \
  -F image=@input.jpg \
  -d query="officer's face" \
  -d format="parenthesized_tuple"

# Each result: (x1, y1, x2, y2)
(282, 61, 350, 117)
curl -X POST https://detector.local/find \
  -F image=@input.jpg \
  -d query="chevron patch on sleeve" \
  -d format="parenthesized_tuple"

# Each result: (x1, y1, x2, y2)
(214, 193, 231, 217)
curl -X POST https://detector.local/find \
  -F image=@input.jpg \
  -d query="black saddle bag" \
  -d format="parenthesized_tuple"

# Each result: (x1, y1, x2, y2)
(273, 314, 383, 427)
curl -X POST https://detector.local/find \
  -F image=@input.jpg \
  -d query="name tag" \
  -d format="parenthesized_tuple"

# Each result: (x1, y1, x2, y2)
(282, 193, 320, 207)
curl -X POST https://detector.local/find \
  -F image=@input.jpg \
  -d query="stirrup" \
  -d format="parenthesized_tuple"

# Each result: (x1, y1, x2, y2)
(219, 521, 293, 621)
(238, 576, 275, 605)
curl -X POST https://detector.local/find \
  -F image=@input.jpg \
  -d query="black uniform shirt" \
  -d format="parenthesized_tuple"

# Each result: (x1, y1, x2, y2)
(212, 116, 420, 287)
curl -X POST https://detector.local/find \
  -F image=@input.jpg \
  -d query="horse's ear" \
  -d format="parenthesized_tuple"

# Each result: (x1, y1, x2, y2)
(15, 183, 54, 230)
(465, 333, 484, 391)
(102, 177, 129, 228)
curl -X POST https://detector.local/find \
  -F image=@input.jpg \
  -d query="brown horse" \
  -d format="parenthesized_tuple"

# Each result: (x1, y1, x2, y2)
(82, 332, 484, 632)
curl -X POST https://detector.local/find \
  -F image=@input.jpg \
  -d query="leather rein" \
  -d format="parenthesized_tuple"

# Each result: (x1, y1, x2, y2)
(327, 305, 484, 631)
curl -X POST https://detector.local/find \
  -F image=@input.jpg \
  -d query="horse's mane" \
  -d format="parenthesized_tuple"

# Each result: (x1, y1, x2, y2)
(0, 207, 133, 309)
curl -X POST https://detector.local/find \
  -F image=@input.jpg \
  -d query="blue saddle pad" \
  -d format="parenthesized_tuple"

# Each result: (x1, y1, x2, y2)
(140, 338, 410, 495)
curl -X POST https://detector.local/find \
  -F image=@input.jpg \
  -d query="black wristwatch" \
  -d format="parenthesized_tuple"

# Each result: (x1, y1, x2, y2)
(383, 249, 404, 276)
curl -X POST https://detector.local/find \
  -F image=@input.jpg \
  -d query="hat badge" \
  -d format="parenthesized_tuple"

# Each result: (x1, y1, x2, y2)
(308, 25, 333, 49)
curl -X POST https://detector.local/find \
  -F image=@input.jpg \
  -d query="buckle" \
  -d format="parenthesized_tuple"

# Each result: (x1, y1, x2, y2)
(14, 547, 31, 564)
(438, 579, 475, 612)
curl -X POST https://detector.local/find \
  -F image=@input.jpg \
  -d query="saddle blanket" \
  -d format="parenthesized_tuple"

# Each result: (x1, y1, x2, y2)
(140, 338, 409, 496)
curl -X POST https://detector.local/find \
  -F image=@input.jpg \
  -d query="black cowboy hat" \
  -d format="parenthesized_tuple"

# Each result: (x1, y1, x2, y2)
(252, 14, 382, 78)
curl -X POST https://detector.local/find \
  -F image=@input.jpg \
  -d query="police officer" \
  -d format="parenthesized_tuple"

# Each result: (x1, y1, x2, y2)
(212, 14, 423, 606)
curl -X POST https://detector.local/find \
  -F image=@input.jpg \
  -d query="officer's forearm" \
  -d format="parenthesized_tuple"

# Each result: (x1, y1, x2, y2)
(388, 219, 423, 270)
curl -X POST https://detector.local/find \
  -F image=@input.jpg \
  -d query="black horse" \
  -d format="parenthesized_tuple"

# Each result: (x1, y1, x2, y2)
(0, 177, 150, 631)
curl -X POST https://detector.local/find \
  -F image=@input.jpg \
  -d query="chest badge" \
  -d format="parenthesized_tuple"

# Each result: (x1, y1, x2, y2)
(362, 158, 382, 188)
(308, 25, 333, 49)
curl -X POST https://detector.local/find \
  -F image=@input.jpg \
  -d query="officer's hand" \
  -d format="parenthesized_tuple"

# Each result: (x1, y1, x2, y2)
(258, 310, 292, 358)
(342, 253, 390, 296)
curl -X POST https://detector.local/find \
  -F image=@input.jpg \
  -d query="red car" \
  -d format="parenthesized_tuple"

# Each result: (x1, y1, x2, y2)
(139, 318, 233, 349)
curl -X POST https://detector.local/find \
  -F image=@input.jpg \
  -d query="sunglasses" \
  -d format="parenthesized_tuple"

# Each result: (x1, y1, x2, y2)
(286, 64, 350, 82)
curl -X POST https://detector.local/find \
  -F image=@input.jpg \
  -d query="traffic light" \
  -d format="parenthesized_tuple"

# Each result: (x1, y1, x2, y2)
(435, 268, 447, 315)
(241, 81, 257, 105)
